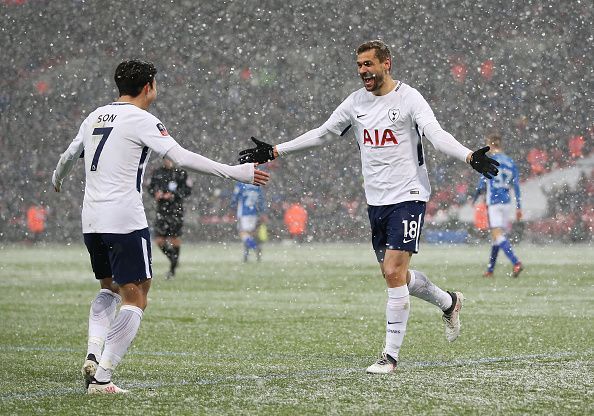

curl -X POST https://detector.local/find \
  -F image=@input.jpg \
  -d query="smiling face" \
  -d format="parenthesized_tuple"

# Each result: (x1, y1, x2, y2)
(356, 49, 391, 95)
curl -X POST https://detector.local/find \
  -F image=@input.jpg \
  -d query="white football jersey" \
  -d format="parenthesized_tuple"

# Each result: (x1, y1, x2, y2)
(61, 103, 178, 233)
(322, 82, 449, 206)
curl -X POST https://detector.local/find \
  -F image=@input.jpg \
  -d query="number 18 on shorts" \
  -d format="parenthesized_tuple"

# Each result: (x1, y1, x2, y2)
(368, 201, 426, 261)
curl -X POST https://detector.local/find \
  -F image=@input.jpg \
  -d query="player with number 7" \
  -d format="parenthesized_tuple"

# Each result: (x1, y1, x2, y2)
(52, 59, 269, 394)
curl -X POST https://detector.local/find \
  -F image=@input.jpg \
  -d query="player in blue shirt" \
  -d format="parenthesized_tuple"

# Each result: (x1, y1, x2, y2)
(473, 135, 523, 277)
(231, 182, 266, 262)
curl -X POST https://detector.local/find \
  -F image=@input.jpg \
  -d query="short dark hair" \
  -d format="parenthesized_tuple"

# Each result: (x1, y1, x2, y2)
(357, 40, 391, 65)
(114, 60, 157, 97)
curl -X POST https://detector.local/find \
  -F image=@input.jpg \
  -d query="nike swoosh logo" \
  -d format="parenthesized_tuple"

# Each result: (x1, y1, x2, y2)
(356, 114, 366, 118)
(403, 238, 414, 243)
(387, 321, 403, 324)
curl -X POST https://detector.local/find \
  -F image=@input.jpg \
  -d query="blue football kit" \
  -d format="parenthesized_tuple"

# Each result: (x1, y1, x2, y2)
(232, 183, 265, 218)
(475, 153, 521, 209)
(474, 152, 523, 275)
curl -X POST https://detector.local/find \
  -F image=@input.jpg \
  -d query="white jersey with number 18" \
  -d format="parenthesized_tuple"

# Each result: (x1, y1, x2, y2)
(60, 102, 178, 234)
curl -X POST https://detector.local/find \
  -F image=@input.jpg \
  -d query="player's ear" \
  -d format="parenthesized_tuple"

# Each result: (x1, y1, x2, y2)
(145, 80, 155, 94)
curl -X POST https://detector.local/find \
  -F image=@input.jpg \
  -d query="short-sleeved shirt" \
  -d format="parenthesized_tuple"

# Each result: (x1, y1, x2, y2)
(475, 152, 521, 208)
(60, 102, 178, 233)
(231, 183, 265, 218)
(320, 82, 438, 206)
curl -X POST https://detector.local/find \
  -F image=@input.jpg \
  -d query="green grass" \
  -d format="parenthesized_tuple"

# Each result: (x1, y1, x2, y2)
(0, 242, 593, 415)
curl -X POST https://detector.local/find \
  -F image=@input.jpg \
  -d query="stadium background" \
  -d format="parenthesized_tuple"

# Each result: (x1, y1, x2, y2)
(1, 0, 592, 244)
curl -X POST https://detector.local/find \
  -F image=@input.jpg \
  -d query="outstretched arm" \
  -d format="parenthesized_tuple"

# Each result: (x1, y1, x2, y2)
(412, 89, 499, 178)
(422, 122, 473, 163)
(275, 125, 335, 157)
(423, 123, 499, 179)
(165, 144, 269, 186)
(52, 133, 84, 192)
(238, 126, 335, 165)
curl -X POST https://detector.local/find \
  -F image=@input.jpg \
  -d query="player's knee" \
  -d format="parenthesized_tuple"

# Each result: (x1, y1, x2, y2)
(91, 291, 112, 313)
(383, 267, 407, 286)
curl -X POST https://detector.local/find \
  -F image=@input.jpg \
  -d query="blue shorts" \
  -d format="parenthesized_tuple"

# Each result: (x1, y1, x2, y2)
(83, 228, 153, 285)
(367, 201, 426, 262)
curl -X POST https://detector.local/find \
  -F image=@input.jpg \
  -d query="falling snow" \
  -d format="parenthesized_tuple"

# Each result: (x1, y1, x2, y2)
(0, 0, 592, 244)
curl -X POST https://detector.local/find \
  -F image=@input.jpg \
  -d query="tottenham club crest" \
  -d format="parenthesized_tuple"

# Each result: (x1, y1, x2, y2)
(388, 108, 400, 124)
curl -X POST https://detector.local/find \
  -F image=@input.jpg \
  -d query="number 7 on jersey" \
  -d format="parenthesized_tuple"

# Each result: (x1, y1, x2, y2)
(90, 127, 113, 171)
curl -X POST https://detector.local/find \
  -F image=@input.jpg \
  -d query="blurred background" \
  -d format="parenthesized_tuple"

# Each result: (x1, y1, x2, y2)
(1, 0, 592, 245)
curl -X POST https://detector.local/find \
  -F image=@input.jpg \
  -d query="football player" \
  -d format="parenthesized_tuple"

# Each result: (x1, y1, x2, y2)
(473, 134, 523, 278)
(231, 181, 266, 262)
(238, 40, 498, 374)
(148, 158, 192, 279)
(52, 59, 269, 393)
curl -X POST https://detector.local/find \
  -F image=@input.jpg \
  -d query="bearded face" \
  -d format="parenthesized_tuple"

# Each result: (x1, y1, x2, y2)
(356, 49, 390, 93)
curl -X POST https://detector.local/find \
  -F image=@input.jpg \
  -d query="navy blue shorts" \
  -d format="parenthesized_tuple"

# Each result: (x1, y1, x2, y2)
(83, 228, 153, 285)
(368, 201, 426, 262)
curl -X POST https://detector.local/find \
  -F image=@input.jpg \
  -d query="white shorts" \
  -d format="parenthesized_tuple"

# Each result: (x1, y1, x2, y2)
(238, 216, 258, 233)
(487, 203, 512, 231)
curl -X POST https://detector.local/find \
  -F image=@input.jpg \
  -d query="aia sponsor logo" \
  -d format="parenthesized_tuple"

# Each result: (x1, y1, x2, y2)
(363, 129, 399, 146)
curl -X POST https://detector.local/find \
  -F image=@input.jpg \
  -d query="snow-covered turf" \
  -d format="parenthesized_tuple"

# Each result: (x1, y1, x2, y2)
(1, 242, 592, 414)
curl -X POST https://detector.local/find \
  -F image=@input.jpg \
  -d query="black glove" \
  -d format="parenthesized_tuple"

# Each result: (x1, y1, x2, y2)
(238, 137, 275, 164)
(469, 146, 500, 179)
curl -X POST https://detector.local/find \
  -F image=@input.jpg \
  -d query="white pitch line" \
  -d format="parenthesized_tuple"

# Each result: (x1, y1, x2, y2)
(1, 345, 592, 361)
(1, 348, 592, 401)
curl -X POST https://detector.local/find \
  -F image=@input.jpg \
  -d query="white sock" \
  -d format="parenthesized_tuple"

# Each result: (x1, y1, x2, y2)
(384, 285, 410, 360)
(408, 270, 452, 312)
(94, 305, 143, 383)
(87, 289, 121, 360)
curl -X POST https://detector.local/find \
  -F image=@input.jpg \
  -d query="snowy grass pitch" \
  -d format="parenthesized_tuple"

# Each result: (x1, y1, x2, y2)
(0, 242, 592, 414)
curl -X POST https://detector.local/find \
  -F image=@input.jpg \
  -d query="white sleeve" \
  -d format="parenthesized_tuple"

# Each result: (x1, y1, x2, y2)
(423, 122, 472, 163)
(410, 88, 472, 163)
(276, 125, 334, 156)
(139, 115, 179, 157)
(276, 94, 353, 156)
(165, 144, 254, 184)
(52, 118, 86, 185)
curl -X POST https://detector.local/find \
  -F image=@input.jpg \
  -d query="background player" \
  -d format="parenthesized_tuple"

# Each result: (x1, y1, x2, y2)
(473, 134, 523, 278)
(52, 59, 269, 394)
(148, 158, 192, 279)
(238, 40, 499, 374)
(231, 181, 267, 262)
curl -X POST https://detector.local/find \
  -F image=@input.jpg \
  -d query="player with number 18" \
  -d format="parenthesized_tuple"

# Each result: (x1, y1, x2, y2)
(238, 40, 499, 374)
